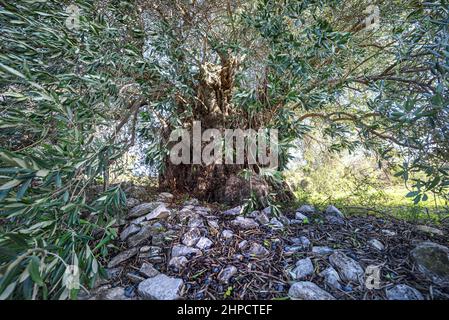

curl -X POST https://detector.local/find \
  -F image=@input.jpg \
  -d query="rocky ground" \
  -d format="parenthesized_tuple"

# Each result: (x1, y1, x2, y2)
(84, 185, 449, 300)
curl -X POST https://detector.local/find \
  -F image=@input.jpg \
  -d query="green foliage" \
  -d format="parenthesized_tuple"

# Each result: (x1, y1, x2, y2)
(0, 0, 150, 299)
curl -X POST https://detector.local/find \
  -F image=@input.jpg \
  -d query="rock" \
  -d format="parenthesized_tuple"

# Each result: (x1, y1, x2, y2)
(140, 246, 152, 253)
(139, 262, 160, 278)
(247, 242, 269, 257)
(221, 230, 234, 239)
(157, 192, 174, 201)
(262, 207, 271, 215)
(126, 198, 140, 209)
(128, 202, 162, 218)
(295, 212, 308, 222)
(184, 198, 199, 206)
(96, 287, 129, 300)
(187, 215, 205, 228)
(325, 215, 345, 225)
(223, 206, 242, 216)
(297, 205, 315, 215)
(381, 229, 396, 237)
(171, 245, 202, 258)
(247, 210, 259, 218)
(207, 219, 219, 230)
(120, 224, 141, 241)
(291, 258, 314, 280)
(231, 217, 259, 230)
(218, 265, 238, 283)
(325, 205, 345, 218)
(178, 208, 195, 222)
(278, 214, 290, 225)
(124, 185, 147, 199)
(182, 228, 202, 246)
(410, 241, 449, 287)
(288, 281, 336, 300)
(168, 256, 188, 269)
(138, 274, 184, 300)
(368, 239, 385, 251)
(138, 246, 163, 263)
(255, 213, 270, 225)
(320, 267, 342, 290)
(126, 272, 145, 284)
(106, 267, 123, 279)
(269, 217, 284, 230)
(329, 251, 364, 283)
(416, 225, 444, 236)
(386, 284, 424, 300)
(291, 236, 311, 250)
(312, 246, 334, 255)
(127, 225, 153, 247)
(108, 247, 139, 268)
(238, 240, 249, 250)
(196, 237, 213, 250)
(146, 204, 171, 220)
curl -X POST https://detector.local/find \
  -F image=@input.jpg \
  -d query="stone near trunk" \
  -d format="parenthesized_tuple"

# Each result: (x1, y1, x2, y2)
(179, 208, 195, 222)
(139, 246, 163, 263)
(325, 205, 345, 218)
(320, 267, 342, 290)
(295, 212, 308, 222)
(325, 215, 345, 225)
(218, 265, 238, 283)
(128, 202, 162, 218)
(221, 229, 234, 239)
(120, 224, 141, 241)
(184, 198, 199, 206)
(381, 229, 396, 237)
(262, 207, 271, 216)
(416, 225, 444, 236)
(291, 236, 311, 250)
(329, 251, 364, 283)
(410, 241, 449, 287)
(126, 272, 145, 284)
(247, 210, 260, 218)
(171, 245, 202, 258)
(297, 205, 315, 215)
(256, 213, 270, 225)
(238, 240, 249, 250)
(223, 206, 242, 216)
(106, 267, 123, 279)
(368, 239, 385, 251)
(291, 258, 314, 280)
(312, 246, 334, 255)
(196, 237, 213, 250)
(139, 262, 160, 278)
(386, 284, 424, 300)
(138, 274, 184, 300)
(126, 198, 140, 209)
(269, 217, 284, 230)
(207, 219, 219, 230)
(108, 247, 138, 268)
(168, 256, 188, 269)
(187, 215, 204, 228)
(157, 192, 174, 201)
(146, 204, 171, 220)
(127, 225, 153, 247)
(247, 242, 269, 258)
(96, 287, 129, 300)
(182, 227, 202, 246)
(288, 281, 335, 300)
(231, 217, 259, 230)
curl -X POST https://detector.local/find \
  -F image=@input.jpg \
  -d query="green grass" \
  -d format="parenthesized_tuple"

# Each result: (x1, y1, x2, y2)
(293, 185, 449, 224)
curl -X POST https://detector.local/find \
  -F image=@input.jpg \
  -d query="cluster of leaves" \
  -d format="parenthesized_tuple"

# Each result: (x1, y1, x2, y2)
(0, 0, 151, 299)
